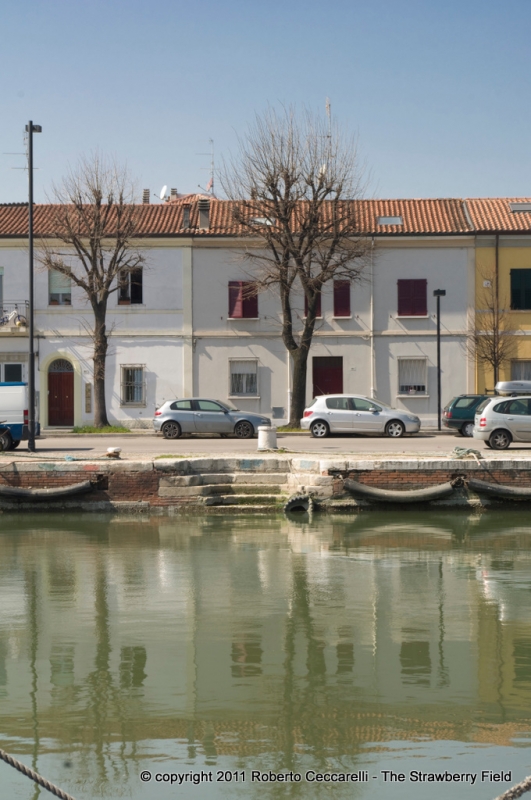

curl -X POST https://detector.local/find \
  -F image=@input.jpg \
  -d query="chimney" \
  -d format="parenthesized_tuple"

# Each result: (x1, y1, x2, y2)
(142, 189, 150, 204)
(182, 204, 191, 229)
(198, 197, 210, 230)
(170, 188, 178, 199)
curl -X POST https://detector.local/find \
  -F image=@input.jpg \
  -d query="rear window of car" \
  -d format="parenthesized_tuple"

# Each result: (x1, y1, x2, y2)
(476, 399, 492, 414)
(326, 397, 350, 410)
(170, 400, 193, 410)
(454, 396, 482, 409)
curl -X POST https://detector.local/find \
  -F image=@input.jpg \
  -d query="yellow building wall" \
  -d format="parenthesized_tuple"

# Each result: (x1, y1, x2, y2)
(475, 243, 531, 392)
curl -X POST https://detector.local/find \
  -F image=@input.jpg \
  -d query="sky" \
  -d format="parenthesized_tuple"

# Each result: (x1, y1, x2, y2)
(1, 0, 530, 204)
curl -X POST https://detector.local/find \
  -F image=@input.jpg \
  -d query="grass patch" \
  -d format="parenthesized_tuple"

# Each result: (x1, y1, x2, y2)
(276, 425, 305, 432)
(154, 454, 187, 459)
(72, 425, 132, 434)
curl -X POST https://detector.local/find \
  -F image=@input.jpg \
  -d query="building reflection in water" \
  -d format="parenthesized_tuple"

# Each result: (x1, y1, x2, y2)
(0, 511, 530, 795)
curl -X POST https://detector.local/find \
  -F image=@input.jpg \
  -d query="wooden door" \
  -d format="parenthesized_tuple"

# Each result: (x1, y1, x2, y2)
(312, 356, 343, 397)
(48, 368, 74, 426)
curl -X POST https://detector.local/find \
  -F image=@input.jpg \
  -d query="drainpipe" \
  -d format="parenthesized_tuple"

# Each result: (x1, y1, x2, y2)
(370, 237, 375, 398)
(494, 233, 499, 386)
(287, 352, 292, 423)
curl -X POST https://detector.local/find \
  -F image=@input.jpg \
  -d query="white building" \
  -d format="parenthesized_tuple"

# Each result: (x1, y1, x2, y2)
(0, 197, 475, 428)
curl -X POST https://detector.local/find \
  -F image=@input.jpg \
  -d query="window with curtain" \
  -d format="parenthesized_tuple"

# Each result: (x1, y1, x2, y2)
(119, 268, 143, 304)
(49, 269, 71, 305)
(512, 361, 531, 381)
(121, 365, 145, 405)
(230, 360, 258, 396)
(398, 358, 427, 394)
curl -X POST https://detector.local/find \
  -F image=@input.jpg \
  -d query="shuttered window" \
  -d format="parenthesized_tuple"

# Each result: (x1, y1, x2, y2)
(49, 269, 71, 305)
(398, 358, 427, 395)
(511, 270, 531, 310)
(333, 281, 350, 317)
(228, 282, 258, 318)
(230, 360, 258, 395)
(304, 290, 322, 318)
(397, 279, 427, 316)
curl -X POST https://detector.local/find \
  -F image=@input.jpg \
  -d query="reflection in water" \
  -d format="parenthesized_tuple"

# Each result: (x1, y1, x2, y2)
(1, 511, 531, 798)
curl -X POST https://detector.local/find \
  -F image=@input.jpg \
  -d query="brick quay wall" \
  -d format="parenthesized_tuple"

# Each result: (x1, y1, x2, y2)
(0, 455, 530, 512)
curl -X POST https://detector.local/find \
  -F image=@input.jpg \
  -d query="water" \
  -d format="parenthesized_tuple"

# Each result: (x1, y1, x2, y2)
(1, 510, 531, 799)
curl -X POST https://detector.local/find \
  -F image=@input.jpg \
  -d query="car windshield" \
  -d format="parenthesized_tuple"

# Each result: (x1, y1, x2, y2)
(372, 396, 392, 409)
(221, 400, 238, 411)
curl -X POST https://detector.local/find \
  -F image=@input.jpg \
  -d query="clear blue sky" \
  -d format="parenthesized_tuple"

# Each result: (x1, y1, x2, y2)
(1, 0, 530, 203)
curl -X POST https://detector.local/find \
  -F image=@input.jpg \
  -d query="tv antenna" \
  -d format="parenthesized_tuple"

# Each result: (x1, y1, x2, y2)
(197, 138, 215, 195)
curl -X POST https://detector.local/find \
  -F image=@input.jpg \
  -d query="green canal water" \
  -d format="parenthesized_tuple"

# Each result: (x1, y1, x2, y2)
(1, 511, 531, 800)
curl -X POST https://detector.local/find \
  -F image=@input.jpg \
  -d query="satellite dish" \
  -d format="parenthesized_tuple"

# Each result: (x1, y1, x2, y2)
(159, 185, 167, 201)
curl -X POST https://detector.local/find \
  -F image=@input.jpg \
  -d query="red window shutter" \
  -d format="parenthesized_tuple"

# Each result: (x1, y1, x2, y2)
(334, 281, 350, 316)
(229, 281, 243, 318)
(242, 282, 258, 318)
(397, 279, 426, 316)
(304, 290, 322, 317)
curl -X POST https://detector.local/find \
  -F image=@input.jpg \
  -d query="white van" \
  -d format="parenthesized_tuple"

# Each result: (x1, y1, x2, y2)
(0, 382, 39, 449)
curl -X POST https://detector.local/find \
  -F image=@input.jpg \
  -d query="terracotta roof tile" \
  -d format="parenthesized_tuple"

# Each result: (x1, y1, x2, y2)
(0, 197, 528, 238)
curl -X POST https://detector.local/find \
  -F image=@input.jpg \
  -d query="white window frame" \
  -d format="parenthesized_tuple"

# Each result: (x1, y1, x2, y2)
(397, 357, 428, 396)
(48, 268, 72, 306)
(511, 360, 531, 381)
(120, 364, 146, 406)
(228, 359, 259, 398)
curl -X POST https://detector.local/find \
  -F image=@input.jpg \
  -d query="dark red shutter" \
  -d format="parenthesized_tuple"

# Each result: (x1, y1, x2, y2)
(242, 283, 258, 317)
(397, 279, 427, 316)
(334, 281, 350, 316)
(229, 281, 243, 318)
(304, 291, 321, 317)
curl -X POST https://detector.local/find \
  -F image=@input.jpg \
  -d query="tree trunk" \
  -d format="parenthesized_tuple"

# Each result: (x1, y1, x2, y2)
(93, 303, 109, 427)
(289, 347, 311, 426)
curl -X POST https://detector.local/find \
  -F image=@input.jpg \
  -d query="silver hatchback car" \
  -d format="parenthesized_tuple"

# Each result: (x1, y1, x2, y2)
(301, 395, 421, 438)
(153, 398, 271, 439)
(473, 395, 531, 449)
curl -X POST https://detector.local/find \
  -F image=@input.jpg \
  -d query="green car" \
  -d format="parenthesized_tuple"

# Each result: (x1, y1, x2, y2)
(443, 394, 490, 437)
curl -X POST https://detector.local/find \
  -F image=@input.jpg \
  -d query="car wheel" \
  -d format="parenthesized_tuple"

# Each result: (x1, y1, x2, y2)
(489, 429, 512, 450)
(385, 420, 405, 438)
(461, 422, 474, 437)
(310, 420, 330, 438)
(0, 431, 13, 451)
(485, 441, 493, 449)
(234, 420, 254, 439)
(161, 421, 182, 440)
(11, 440, 20, 449)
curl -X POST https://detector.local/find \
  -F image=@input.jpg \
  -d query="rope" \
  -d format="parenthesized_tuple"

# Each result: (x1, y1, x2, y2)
(452, 446, 484, 464)
(0, 747, 77, 800)
(494, 776, 531, 800)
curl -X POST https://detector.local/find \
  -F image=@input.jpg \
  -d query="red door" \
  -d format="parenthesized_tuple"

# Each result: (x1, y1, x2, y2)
(312, 357, 343, 397)
(48, 363, 74, 426)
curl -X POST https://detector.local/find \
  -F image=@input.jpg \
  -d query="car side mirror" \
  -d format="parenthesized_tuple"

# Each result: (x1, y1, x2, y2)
(369, 406, 378, 412)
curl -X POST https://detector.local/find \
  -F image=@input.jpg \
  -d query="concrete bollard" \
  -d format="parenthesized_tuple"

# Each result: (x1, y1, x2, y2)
(257, 425, 277, 451)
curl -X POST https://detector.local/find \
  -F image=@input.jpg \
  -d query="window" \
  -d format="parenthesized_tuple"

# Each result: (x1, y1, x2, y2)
(397, 279, 427, 316)
(333, 281, 350, 317)
(121, 365, 145, 405)
(228, 281, 258, 318)
(170, 399, 193, 410)
(119, 268, 143, 305)
(325, 397, 350, 410)
(49, 269, 71, 305)
(378, 215, 403, 225)
(230, 360, 258, 396)
(304, 290, 322, 318)
(398, 358, 427, 395)
(509, 203, 531, 213)
(494, 399, 531, 416)
(0, 268, 4, 311)
(512, 361, 531, 381)
(511, 270, 531, 310)
(352, 398, 381, 411)
(4, 364, 22, 382)
(196, 400, 226, 412)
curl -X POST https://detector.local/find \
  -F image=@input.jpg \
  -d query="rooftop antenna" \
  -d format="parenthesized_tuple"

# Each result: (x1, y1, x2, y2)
(197, 138, 215, 195)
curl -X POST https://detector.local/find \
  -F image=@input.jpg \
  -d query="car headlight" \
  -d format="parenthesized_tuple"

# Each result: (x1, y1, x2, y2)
(405, 415, 420, 423)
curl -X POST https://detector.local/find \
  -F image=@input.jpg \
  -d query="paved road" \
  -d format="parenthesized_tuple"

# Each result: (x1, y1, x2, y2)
(14, 431, 531, 459)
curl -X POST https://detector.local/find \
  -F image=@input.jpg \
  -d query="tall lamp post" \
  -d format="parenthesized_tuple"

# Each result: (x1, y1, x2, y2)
(26, 121, 42, 452)
(433, 289, 446, 431)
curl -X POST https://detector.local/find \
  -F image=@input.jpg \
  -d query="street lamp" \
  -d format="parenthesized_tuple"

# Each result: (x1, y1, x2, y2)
(433, 289, 446, 431)
(26, 121, 42, 452)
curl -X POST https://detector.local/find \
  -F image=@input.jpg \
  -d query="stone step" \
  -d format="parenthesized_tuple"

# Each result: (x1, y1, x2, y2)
(200, 504, 283, 514)
(159, 483, 290, 499)
(201, 473, 290, 485)
(203, 494, 285, 507)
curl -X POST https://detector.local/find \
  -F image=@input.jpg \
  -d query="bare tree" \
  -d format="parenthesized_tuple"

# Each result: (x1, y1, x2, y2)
(40, 154, 145, 427)
(223, 107, 370, 425)
(470, 271, 516, 389)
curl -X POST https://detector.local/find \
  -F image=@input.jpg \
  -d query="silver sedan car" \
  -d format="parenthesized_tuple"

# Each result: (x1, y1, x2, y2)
(300, 394, 421, 438)
(153, 398, 271, 439)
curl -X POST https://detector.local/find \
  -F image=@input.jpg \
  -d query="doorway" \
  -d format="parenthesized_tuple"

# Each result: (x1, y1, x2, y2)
(48, 359, 74, 426)
(312, 356, 343, 397)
